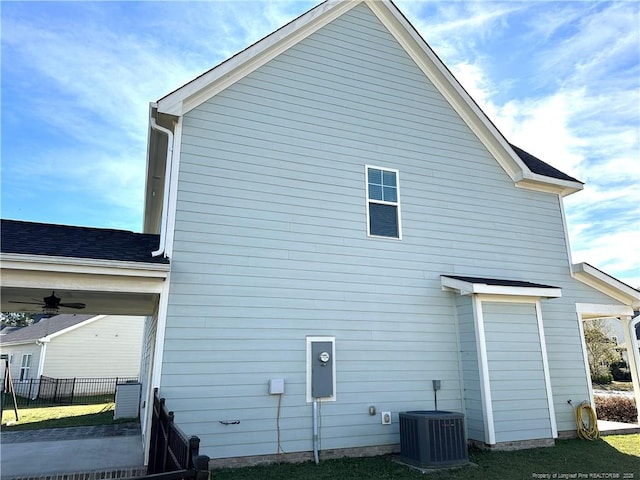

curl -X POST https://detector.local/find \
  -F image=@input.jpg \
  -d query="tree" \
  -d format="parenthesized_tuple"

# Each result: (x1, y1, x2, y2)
(0, 312, 37, 327)
(583, 318, 620, 384)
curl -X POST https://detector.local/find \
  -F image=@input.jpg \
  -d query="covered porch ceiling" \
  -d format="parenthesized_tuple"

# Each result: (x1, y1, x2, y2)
(1, 254, 169, 316)
(1, 287, 161, 317)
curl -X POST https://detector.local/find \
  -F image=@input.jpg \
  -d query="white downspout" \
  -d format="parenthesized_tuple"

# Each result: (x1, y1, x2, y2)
(150, 117, 174, 258)
(35, 338, 50, 378)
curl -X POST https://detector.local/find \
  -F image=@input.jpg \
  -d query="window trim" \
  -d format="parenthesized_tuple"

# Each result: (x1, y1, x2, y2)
(365, 165, 402, 239)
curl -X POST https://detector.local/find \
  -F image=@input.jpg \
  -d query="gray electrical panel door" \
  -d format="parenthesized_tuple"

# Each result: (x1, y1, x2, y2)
(311, 341, 334, 398)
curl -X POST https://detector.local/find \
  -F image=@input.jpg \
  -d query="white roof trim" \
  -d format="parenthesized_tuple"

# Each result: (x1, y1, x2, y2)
(516, 174, 583, 196)
(367, 1, 582, 197)
(157, 0, 358, 116)
(153, 0, 582, 197)
(0, 315, 104, 347)
(1, 253, 170, 276)
(573, 262, 640, 308)
(575, 303, 635, 319)
(39, 315, 106, 342)
(441, 276, 562, 298)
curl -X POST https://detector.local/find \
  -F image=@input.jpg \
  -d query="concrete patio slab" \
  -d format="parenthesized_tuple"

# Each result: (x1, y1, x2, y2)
(0, 424, 145, 480)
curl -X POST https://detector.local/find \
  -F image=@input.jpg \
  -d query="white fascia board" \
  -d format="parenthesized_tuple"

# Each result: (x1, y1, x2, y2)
(516, 175, 583, 197)
(0, 339, 38, 347)
(573, 263, 640, 308)
(473, 284, 562, 298)
(575, 303, 635, 318)
(368, 1, 526, 183)
(1, 254, 169, 295)
(156, 0, 359, 116)
(441, 277, 561, 298)
(1, 253, 170, 278)
(363, 0, 586, 198)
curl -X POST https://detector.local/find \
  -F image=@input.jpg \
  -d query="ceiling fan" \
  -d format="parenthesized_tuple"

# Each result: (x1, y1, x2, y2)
(8, 291, 86, 315)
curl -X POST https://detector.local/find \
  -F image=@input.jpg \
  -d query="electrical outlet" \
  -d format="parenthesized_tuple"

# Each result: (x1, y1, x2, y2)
(381, 411, 391, 425)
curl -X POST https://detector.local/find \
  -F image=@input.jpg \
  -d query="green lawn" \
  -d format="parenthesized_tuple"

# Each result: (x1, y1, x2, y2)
(2, 403, 637, 479)
(212, 435, 640, 480)
(1, 402, 136, 430)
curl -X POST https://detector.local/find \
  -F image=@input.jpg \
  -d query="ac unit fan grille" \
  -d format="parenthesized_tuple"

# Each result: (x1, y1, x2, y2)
(399, 411, 468, 468)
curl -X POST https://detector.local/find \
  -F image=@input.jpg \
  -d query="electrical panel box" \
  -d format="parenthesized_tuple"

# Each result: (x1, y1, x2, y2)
(268, 378, 285, 395)
(311, 341, 334, 398)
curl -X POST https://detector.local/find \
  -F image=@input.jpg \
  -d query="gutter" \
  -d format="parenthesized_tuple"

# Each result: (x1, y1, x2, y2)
(150, 114, 174, 258)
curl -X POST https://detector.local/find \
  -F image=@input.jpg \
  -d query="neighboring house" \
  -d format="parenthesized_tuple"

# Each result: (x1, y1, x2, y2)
(137, 0, 640, 464)
(0, 314, 144, 382)
(1, 0, 640, 468)
(600, 316, 640, 365)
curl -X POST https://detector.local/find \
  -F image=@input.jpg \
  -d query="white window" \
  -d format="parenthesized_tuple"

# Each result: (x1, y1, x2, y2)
(366, 166, 401, 239)
(20, 353, 31, 381)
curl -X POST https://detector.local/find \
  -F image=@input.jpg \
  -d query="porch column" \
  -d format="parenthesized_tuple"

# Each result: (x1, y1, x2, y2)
(623, 315, 640, 424)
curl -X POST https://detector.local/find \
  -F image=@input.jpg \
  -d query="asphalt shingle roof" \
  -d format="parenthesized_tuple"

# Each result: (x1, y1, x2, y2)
(510, 144, 582, 183)
(442, 275, 559, 289)
(1, 219, 169, 264)
(0, 314, 94, 344)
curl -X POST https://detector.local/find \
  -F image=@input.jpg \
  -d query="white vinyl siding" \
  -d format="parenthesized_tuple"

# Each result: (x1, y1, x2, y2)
(160, 2, 628, 458)
(42, 316, 144, 378)
(0, 344, 41, 384)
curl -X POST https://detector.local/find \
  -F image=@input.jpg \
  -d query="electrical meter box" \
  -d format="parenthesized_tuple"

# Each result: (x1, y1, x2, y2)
(311, 341, 334, 398)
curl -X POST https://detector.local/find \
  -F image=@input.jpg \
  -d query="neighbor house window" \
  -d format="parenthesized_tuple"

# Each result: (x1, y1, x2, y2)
(366, 166, 401, 238)
(20, 354, 31, 381)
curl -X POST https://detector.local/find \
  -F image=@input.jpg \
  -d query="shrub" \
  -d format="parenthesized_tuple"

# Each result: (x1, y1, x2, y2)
(610, 361, 632, 382)
(595, 395, 638, 424)
(592, 372, 613, 384)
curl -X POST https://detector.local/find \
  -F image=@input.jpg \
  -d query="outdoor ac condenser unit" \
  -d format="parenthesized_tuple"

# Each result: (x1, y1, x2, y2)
(399, 411, 468, 468)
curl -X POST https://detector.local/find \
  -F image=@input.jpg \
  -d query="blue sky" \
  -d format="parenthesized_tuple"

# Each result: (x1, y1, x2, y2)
(1, 1, 638, 286)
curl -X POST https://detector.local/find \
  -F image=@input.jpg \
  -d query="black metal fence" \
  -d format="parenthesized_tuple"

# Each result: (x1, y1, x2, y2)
(145, 388, 209, 480)
(3, 376, 138, 407)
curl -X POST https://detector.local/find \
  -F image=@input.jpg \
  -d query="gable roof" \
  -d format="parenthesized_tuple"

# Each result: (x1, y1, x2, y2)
(573, 262, 640, 308)
(0, 314, 95, 344)
(0, 219, 169, 264)
(148, 0, 583, 209)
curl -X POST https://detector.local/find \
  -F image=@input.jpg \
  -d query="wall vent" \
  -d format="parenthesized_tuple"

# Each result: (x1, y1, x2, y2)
(399, 411, 468, 468)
